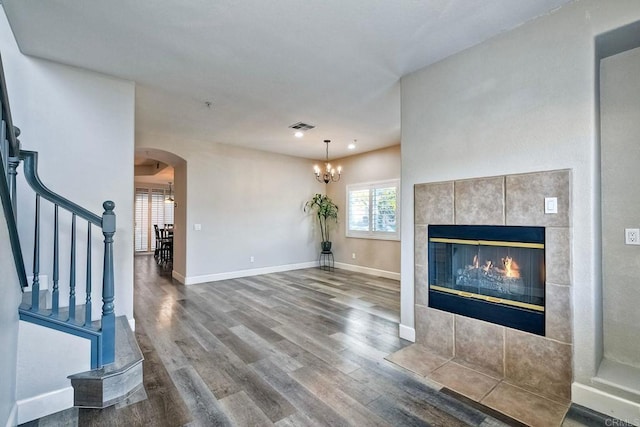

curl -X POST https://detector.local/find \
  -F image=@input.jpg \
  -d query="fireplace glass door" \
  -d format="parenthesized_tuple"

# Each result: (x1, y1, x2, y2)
(428, 225, 545, 335)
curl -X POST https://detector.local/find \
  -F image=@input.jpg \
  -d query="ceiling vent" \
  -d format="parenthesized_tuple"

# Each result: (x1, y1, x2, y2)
(288, 122, 315, 131)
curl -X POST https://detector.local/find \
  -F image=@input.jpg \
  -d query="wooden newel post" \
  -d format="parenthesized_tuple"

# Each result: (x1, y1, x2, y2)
(101, 200, 116, 366)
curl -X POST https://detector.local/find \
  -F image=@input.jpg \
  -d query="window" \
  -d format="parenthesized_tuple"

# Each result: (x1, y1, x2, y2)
(134, 187, 174, 252)
(346, 179, 400, 240)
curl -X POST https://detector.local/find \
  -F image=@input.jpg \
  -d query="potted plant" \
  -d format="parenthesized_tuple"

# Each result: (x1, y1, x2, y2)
(304, 193, 338, 252)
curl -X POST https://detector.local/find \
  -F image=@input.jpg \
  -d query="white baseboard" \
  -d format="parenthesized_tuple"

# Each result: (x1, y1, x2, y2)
(5, 403, 17, 427)
(572, 382, 640, 425)
(17, 387, 74, 425)
(172, 270, 186, 284)
(180, 261, 400, 285)
(183, 262, 318, 285)
(334, 262, 400, 281)
(399, 324, 416, 342)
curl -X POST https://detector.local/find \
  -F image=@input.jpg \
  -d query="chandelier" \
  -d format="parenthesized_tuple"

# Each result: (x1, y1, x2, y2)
(314, 140, 342, 184)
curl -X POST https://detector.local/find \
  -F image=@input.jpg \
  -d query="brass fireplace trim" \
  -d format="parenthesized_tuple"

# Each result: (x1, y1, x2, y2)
(429, 237, 544, 249)
(430, 285, 545, 312)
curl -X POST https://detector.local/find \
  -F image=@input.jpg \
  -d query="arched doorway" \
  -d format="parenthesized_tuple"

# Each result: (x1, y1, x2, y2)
(134, 148, 187, 282)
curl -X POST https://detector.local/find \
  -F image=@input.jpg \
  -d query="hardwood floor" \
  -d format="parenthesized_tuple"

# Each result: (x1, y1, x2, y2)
(26, 255, 512, 427)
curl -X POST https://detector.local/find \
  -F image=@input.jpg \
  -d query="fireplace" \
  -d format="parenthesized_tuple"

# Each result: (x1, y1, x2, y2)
(428, 225, 545, 335)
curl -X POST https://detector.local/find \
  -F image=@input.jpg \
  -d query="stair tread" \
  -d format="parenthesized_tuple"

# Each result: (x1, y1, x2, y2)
(21, 289, 49, 305)
(69, 316, 143, 380)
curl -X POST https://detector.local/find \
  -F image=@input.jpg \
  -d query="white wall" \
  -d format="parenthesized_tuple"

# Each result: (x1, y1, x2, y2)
(0, 7, 135, 321)
(400, 0, 640, 396)
(173, 159, 187, 278)
(137, 131, 323, 283)
(327, 145, 401, 277)
(600, 46, 640, 368)
(16, 321, 90, 424)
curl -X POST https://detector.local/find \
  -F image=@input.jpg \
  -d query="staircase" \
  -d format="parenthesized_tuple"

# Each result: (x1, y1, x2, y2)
(0, 53, 142, 421)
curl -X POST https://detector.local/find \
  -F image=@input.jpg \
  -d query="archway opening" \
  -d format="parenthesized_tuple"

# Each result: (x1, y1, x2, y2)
(134, 148, 187, 282)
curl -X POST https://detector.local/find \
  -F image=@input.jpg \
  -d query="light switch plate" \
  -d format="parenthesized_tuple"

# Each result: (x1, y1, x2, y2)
(544, 197, 558, 214)
(194, 223, 202, 231)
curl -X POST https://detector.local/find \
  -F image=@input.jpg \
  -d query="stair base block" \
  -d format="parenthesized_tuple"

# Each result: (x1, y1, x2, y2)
(68, 316, 144, 408)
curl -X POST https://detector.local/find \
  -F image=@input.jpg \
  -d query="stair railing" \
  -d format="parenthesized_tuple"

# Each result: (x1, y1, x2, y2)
(0, 53, 115, 369)
(18, 151, 116, 367)
(0, 56, 28, 292)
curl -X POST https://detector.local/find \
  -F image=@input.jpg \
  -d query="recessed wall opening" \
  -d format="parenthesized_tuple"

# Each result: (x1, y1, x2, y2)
(428, 224, 545, 335)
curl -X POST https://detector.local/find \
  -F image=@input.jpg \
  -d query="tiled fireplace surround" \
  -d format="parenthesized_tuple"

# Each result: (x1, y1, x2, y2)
(413, 170, 572, 420)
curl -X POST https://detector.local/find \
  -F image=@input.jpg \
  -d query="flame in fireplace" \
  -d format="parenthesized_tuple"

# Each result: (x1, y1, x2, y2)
(501, 256, 520, 278)
(473, 255, 494, 272)
(458, 252, 525, 295)
(470, 254, 520, 278)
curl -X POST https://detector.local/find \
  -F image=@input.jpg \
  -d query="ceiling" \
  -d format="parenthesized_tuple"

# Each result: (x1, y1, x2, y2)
(134, 155, 174, 184)
(2, 0, 574, 160)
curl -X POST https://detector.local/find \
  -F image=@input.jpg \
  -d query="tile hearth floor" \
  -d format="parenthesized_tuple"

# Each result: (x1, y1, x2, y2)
(386, 344, 570, 426)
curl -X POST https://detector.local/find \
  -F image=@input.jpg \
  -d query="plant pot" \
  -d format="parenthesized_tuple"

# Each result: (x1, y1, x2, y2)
(321, 241, 332, 252)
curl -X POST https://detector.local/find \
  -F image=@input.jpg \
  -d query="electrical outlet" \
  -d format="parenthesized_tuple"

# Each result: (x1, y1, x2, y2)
(625, 228, 640, 245)
(250, 256, 255, 263)
(352, 253, 356, 259)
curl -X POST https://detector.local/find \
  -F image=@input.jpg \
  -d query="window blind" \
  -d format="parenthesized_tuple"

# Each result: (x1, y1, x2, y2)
(134, 187, 174, 252)
(346, 179, 400, 240)
(134, 188, 149, 252)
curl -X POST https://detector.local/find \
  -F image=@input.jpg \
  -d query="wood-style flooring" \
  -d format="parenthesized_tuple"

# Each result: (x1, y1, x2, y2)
(26, 255, 512, 427)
